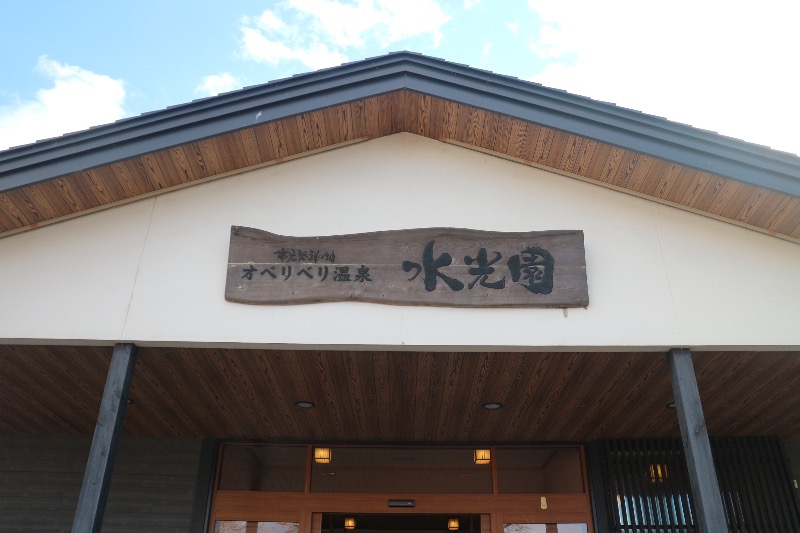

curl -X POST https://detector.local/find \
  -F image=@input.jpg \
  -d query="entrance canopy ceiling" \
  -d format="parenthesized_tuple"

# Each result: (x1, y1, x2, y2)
(2, 345, 798, 441)
(1, 53, 799, 242)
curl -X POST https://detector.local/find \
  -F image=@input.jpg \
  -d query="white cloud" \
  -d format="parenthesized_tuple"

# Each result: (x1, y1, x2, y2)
(241, 26, 349, 71)
(527, 23, 569, 59)
(481, 43, 492, 60)
(240, 1, 451, 71)
(0, 57, 125, 151)
(525, 0, 800, 154)
(464, 0, 480, 8)
(507, 20, 519, 35)
(257, 10, 288, 32)
(241, 26, 294, 66)
(196, 73, 241, 97)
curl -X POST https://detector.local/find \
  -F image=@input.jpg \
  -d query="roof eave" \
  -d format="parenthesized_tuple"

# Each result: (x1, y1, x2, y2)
(1, 52, 799, 198)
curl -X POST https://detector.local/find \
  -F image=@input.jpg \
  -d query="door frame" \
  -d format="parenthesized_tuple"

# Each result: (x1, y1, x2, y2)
(209, 444, 595, 533)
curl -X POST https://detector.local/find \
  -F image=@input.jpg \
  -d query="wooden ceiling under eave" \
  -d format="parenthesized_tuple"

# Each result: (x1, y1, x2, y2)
(1, 89, 799, 241)
(2, 345, 800, 441)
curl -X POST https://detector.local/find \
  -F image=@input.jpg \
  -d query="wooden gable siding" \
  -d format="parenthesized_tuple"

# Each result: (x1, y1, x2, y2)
(1, 90, 798, 241)
(2, 345, 799, 441)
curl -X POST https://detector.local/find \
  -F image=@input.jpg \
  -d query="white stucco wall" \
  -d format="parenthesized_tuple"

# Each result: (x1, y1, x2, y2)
(1, 134, 798, 350)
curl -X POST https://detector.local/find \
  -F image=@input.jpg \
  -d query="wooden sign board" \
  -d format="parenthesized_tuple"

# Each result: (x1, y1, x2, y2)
(226, 227, 588, 308)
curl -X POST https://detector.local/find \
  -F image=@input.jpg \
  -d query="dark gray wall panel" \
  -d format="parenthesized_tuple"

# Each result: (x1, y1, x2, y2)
(0, 435, 202, 532)
(0, 435, 87, 532)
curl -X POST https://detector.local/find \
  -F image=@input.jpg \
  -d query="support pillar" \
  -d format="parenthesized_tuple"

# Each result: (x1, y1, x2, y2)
(189, 440, 218, 532)
(667, 347, 727, 533)
(72, 343, 138, 533)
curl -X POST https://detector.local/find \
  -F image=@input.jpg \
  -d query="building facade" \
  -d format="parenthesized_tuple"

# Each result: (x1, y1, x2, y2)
(1, 53, 799, 532)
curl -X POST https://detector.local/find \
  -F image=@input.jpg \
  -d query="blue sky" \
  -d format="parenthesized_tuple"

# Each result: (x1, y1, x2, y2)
(2, 1, 799, 155)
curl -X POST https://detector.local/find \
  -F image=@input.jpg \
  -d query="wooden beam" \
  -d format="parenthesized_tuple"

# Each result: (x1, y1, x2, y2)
(667, 348, 727, 532)
(72, 343, 137, 533)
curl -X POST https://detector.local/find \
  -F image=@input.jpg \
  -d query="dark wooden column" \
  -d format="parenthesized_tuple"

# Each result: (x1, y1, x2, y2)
(72, 343, 138, 533)
(667, 348, 727, 533)
(189, 440, 219, 532)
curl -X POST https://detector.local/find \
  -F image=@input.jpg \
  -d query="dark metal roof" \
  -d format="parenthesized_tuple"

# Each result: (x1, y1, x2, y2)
(2, 51, 800, 197)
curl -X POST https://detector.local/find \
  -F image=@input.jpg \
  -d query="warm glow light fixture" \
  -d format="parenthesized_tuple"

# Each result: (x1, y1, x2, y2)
(649, 463, 668, 483)
(448, 518, 459, 530)
(344, 517, 356, 529)
(474, 449, 491, 465)
(314, 447, 332, 464)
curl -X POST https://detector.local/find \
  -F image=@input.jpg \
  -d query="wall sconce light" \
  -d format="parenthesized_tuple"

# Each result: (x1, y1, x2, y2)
(448, 518, 459, 531)
(648, 463, 668, 483)
(314, 447, 332, 464)
(474, 449, 491, 465)
(344, 517, 356, 529)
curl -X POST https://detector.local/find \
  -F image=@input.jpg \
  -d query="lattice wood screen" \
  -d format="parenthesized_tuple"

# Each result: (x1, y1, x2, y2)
(597, 437, 800, 532)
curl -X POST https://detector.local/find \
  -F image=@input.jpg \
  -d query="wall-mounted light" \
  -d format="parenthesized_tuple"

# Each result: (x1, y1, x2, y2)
(314, 447, 332, 464)
(447, 518, 459, 531)
(344, 517, 356, 529)
(649, 463, 668, 483)
(474, 449, 491, 465)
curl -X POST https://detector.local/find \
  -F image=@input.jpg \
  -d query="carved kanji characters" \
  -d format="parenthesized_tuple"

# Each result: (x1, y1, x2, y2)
(402, 240, 464, 292)
(507, 247, 554, 294)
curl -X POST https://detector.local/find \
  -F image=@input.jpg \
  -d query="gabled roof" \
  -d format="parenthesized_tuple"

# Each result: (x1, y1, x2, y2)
(1, 51, 799, 241)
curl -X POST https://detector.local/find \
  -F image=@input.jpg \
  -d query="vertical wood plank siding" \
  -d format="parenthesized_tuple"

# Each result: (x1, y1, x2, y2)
(0, 435, 202, 532)
(596, 438, 800, 532)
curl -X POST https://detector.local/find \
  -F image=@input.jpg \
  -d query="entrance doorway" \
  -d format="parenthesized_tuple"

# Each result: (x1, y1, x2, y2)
(211, 444, 595, 532)
(321, 514, 480, 533)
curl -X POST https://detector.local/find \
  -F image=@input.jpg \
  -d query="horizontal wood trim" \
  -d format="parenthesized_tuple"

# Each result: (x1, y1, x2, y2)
(212, 492, 590, 522)
(502, 511, 593, 526)
(1, 91, 797, 244)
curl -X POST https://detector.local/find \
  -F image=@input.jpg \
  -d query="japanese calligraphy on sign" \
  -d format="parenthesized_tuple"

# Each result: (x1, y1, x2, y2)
(225, 226, 588, 307)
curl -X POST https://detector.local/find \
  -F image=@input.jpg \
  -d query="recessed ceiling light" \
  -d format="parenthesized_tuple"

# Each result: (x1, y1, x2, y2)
(482, 402, 503, 410)
(294, 401, 315, 409)
(666, 402, 676, 409)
